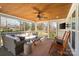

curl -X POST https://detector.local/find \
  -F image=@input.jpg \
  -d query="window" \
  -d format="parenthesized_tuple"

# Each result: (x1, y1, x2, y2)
(72, 22, 75, 29)
(25, 22, 30, 31)
(1, 16, 7, 27)
(37, 22, 49, 37)
(0, 16, 7, 32)
(37, 23, 44, 31)
(7, 18, 20, 32)
(49, 21, 57, 39)
(43, 22, 49, 32)
(0, 15, 25, 32)
(72, 11, 76, 30)
(31, 23, 35, 31)
(72, 31, 75, 49)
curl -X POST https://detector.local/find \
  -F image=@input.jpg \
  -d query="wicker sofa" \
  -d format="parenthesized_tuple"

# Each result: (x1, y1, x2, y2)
(2, 34, 25, 55)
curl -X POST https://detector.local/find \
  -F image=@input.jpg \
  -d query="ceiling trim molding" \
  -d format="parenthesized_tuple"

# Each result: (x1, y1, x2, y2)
(0, 12, 66, 24)
(66, 3, 76, 21)
(36, 18, 66, 23)
(0, 12, 35, 23)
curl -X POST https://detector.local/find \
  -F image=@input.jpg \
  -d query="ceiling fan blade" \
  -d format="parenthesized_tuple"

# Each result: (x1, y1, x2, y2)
(40, 15, 48, 19)
(43, 16, 48, 19)
(33, 12, 38, 14)
(33, 7, 40, 11)
(33, 7, 45, 13)
(33, 6, 48, 20)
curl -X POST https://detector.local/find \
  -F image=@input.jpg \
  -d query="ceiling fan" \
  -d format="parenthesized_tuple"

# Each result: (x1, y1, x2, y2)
(33, 7, 48, 20)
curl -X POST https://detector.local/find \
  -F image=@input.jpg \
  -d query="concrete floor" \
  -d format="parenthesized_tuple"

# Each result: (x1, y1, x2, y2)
(0, 46, 13, 56)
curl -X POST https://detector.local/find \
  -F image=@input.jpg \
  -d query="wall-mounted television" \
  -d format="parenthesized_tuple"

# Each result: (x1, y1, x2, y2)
(59, 23, 66, 29)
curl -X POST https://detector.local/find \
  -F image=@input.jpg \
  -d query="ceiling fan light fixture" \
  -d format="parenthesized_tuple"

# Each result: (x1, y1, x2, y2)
(56, 16, 59, 18)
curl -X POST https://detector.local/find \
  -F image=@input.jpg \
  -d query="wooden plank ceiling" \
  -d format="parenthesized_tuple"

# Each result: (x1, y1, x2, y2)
(0, 3, 71, 22)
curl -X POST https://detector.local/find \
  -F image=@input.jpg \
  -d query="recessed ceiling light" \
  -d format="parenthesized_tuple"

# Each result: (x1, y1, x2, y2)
(0, 6, 2, 8)
(56, 16, 59, 18)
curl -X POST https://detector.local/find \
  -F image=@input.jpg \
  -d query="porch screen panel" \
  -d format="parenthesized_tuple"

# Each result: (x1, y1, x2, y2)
(49, 21, 57, 39)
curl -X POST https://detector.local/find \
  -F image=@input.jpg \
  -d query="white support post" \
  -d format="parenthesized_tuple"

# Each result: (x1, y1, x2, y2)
(0, 15, 1, 47)
(30, 22, 32, 31)
(24, 22, 25, 31)
(35, 23, 37, 32)
(75, 4, 79, 56)
(48, 21, 50, 38)
(20, 21, 21, 31)
(6, 17, 7, 29)
(0, 15, 3, 47)
(0, 15, 1, 27)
